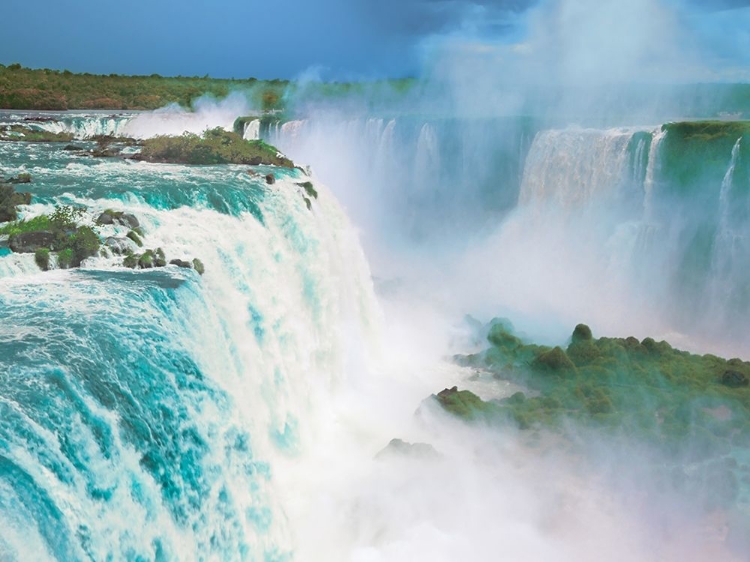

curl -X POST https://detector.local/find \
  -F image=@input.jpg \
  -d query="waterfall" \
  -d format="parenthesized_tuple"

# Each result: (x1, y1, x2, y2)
(519, 127, 649, 208)
(0, 152, 381, 559)
(643, 127, 667, 221)
(242, 119, 261, 140)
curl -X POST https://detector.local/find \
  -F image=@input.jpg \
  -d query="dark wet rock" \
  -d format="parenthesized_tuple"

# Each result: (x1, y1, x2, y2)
(91, 148, 120, 158)
(63, 144, 84, 151)
(7, 173, 31, 184)
(104, 237, 137, 255)
(192, 258, 205, 275)
(154, 248, 167, 268)
(97, 212, 116, 225)
(169, 259, 193, 269)
(265, 174, 275, 185)
(376, 439, 440, 460)
(0, 184, 31, 222)
(120, 213, 139, 229)
(9, 231, 55, 253)
(721, 370, 749, 388)
(96, 210, 139, 229)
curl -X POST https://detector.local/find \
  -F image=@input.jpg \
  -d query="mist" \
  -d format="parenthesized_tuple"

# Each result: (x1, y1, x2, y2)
(251, 1, 750, 560)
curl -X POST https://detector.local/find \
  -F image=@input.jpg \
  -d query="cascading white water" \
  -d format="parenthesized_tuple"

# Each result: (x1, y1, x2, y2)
(0, 156, 384, 559)
(519, 127, 647, 208)
(708, 138, 744, 315)
(242, 119, 261, 140)
(643, 127, 667, 221)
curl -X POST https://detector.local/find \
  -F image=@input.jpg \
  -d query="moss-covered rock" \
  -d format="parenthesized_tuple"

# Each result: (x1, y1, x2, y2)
(192, 258, 205, 275)
(297, 181, 318, 199)
(138, 250, 154, 269)
(154, 248, 167, 267)
(34, 248, 50, 271)
(126, 230, 143, 247)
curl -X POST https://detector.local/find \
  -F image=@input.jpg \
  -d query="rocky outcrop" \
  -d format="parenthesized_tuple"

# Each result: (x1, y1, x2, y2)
(0, 184, 31, 222)
(96, 210, 140, 229)
(9, 231, 55, 253)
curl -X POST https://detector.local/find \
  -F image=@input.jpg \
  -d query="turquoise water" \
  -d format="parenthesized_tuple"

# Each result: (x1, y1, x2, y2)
(0, 130, 378, 560)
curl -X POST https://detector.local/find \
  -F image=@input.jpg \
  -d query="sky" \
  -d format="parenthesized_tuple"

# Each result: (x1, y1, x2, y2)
(1, 0, 749, 80)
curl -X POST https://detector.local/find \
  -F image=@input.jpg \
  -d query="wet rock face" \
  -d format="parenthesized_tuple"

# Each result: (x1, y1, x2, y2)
(9, 231, 55, 253)
(97, 211, 140, 229)
(0, 184, 31, 222)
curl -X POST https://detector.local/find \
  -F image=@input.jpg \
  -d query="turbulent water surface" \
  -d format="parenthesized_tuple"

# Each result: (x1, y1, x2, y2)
(1, 109, 750, 561)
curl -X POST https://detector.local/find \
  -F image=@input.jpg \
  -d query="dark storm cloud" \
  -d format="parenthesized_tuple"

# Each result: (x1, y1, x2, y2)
(360, 0, 538, 36)
(0, 0, 748, 79)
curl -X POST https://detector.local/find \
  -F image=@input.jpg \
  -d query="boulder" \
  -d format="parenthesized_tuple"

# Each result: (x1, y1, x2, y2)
(104, 236, 137, 255)
(169, 259, 193, 269)
(97, 211, 139, 229)
(119, 213, 139, 229)
(8, 231, 55, 253)
(192, 258, 205, 275)
(97, 212, 116, 225)
(265, 174, 275, 185)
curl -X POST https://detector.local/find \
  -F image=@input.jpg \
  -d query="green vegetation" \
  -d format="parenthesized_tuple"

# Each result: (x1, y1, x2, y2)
(0, 215, 50, 236)
(664, 121, 750, 143)
(34, 248, 50, 271)
(138, 128, 294, 167)
(4, 205, 100, 269)
(0, 64, 289, 110)
(433, 320, 750, 509)
(660, 121, 750, 196)
(447, 321, 750, 457)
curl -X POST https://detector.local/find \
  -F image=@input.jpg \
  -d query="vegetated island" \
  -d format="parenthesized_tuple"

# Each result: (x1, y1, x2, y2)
(421, 320, 750, 510)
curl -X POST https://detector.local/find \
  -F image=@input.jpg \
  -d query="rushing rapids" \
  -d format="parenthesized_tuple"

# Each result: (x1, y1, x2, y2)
(0, 135, 380, 559)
